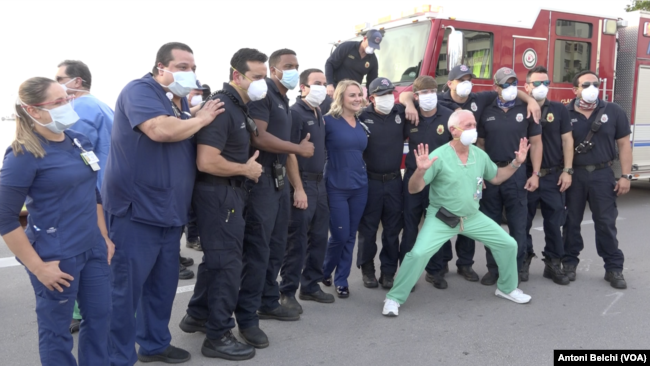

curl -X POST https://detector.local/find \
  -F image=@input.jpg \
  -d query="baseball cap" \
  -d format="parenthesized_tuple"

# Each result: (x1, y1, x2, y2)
(366, 29, 383, 50)
(368, 77, 394, 96)
(448, 65, 475, 81)
(194, 80, 208, 90)
(494, 67, 517, 85)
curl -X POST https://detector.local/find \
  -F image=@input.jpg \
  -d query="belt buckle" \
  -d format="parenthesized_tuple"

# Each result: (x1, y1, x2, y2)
(539, 170, 548, 178)
(586, 165, 596, 173)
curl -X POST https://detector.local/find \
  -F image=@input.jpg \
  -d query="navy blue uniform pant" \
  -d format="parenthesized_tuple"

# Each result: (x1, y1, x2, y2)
(107, 208, 182, 366)
(235, 173, 290, 329)
(562, 167, 624, 270)
(323, 183, 368, 287)
(183, 207, 199, 242)
(186, 183, 246, 340)
(280, 178, 329, 296)
(28, 240, 110, 366)
(525, 170, 566, 259)
(356, 176, 403, 275)
(480, 167, 527, 274)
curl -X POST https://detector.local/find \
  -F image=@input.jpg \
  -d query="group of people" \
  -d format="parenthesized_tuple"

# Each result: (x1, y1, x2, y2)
(0, 27, 633, 366)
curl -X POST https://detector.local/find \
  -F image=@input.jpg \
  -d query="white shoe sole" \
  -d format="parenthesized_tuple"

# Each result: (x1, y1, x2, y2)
(382, 310, 398, 317)
(495, 289, 531, 304)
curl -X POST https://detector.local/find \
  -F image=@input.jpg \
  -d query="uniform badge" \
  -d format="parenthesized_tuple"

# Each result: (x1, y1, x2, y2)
(347, 54, 355, 59)
(411, 128, 418, 133)
(437, 125, 444, 135)
(307, 120, 315, 126)
(395, 115, 402, 124)
(365, 62, 370, 68)
(547, 113, 554, 122)
(460, 65, 469, 72)
(471, 102, 477, 112)
(601, 114, 609, 123)
(516, 113, 524, 122)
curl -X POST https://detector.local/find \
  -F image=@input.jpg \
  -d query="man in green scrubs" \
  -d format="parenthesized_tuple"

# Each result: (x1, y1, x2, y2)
(382, 110, 532, 317)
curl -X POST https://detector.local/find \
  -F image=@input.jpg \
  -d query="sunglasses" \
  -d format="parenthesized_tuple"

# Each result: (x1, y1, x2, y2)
(580, 81, 600, 88)
(529, 80, 550, 87)
(497, 80, 518, 88)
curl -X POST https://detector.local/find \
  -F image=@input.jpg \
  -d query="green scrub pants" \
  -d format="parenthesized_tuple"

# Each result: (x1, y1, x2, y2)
(73, 301, 82, 320)
(387, 210, 518, 304)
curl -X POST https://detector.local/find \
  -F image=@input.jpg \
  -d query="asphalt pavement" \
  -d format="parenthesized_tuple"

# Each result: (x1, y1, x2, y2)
(1, 181, 649, 366)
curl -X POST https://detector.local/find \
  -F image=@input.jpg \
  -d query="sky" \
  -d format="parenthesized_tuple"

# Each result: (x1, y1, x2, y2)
(0, 0, 632, 152)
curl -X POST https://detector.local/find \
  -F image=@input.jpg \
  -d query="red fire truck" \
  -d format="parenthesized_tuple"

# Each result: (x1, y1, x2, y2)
(337, 5, 650, 180)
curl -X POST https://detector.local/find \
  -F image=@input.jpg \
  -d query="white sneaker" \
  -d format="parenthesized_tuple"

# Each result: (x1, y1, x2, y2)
(382, 298, 400, 317)
(495, 288, 531, 304)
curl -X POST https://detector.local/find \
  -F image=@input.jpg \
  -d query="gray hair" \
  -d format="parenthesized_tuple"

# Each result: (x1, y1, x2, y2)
(447, 109, 474, 130)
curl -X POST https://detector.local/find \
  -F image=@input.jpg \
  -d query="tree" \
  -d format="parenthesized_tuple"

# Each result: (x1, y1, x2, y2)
(625, 0, 650, 11)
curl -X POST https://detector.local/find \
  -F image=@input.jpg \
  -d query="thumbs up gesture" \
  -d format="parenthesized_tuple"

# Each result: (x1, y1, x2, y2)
(298, 133, 315, 158)
(245, 150, 263, 182)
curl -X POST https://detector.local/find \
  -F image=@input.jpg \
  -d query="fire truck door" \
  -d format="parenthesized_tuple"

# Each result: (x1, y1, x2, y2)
(512, 36, 548, 80)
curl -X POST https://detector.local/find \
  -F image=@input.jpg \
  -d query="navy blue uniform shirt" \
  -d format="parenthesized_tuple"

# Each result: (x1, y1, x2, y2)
(438, 90, 498, 121)
(478, 99, 542, 162)
(196, 83, 251, 179)
(102, 73, 195, 228)
(530, 100, 572, 169)
(568, 99, 631, 166)
(325, 41, 378, 88)
(359, 103, 407, 174)
(0, 131, 102, 261)
(291, 97, 326, 174)
(324, 114, 368, 189)
(248, 78, 294, 167)
(403, 104, 454, 171)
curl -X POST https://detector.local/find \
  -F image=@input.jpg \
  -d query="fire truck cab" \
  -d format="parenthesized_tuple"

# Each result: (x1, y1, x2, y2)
(338, 5, 650, 180)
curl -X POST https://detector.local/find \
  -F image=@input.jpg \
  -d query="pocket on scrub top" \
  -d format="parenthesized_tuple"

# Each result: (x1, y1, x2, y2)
(131, 181, 176, 225)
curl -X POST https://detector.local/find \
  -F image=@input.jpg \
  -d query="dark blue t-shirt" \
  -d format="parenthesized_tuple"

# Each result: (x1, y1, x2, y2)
(324, 114, 368, 189)
(291, 97, 326, 174)
(102, 73, 195, 227)
(529, 100, 572, 169)
(0, 131, 102, 261)
(438, 90, 498, 122)
(403, 104, 453, 172)
(359, 103, 407, 174)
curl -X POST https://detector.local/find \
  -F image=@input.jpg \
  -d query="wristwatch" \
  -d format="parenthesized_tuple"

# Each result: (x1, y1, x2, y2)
(533, 171, 541, 177)
(621, 174, 633, 181)
(562, 168, 574, 175)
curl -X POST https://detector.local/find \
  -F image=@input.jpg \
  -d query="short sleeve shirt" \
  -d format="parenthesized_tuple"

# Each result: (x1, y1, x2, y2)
(532, 100, 572, 168)
(359, 104, 407, 174)
(324, 114, 368, 189)
(290, 98, 326, 174)
(403, 104, 453, 172)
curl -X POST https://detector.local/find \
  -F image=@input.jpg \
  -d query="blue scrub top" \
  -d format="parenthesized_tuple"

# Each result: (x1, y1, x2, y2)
(0, 130, 102, 261)
(324, 114, 368, 190)
(71, 94, 114, 188)
(102, 73, 195, 228)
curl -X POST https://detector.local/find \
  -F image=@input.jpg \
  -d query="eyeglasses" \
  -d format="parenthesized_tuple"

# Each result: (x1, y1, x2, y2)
(497, 80, 518, 88)
(580, 81, 600, 88)
(55, 76, 72, 83)
(529, 80, 550, 87)
(416, 89, 438, 95)
(29, 95, 74, 107)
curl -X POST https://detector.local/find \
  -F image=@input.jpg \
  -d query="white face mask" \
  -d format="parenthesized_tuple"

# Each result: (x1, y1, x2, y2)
(25, 102, 80, 134)
(455, 80, 472, 97)
(581, 85, 599, 103)
(365, 46, 375, 54)
(305, 85, 326, 107)
(501, 85, 518, 102)
(59, 78, 86, 94)
(418, 93, 437, 111)
(374, 94, 394, 114)
(190, 95, 203, 107)
(246, 79, 268, 101)
(455, 126, 478, 146)
(531, 85, 548, 101)
(158, 67, 197, 97)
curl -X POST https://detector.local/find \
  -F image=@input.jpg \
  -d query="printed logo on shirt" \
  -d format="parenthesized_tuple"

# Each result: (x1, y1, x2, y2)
(486, 116, 496, 121)
(601, 114, 609, 123)
(437, 125, 444, 135)
(546, 113, 554, 123)
(516, 113, 524, 122)
(278, 104, 285, 110)
(365, 62, 370, 68)
(307, 120, 315, 126)
(411, 128, 418, 133)
(364, 119, 374, 124)
(471, 102, 477, 112)
(571, 118, 578, 126)
(395, 115, 402, 124)
(240, 122, 246, 129)
(348, 54, 355, 60)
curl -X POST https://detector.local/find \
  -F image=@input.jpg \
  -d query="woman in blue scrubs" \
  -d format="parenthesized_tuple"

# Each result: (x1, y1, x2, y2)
(0, 77, 114, 366)
(322, 80, 368, 298)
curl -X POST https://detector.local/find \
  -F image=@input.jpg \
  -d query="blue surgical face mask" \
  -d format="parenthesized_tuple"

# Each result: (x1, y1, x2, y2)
(158, 67, 197, 97)
(275, 68, 299, 90)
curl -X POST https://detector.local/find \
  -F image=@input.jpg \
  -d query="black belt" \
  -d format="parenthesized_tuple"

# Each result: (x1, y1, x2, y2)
(494, 161, 511, 168)
(301, 172, 323, 182)
(574, 161, 612, 172)
(367, 170, 400, 182)
(539, 166, 562, 177)
(196, 175, 245, 188)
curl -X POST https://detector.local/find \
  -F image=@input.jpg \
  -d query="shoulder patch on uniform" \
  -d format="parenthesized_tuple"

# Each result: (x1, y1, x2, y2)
(471, 102, 477, 112)
(516, 113, 524, 122)
(601, 114, 609, 123)
(437, 125, 444, 135)
(546, 113, 554, 122)
(395, 115, 402, 124)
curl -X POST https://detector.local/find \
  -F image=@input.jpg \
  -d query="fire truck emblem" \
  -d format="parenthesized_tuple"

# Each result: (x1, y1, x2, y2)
(395, 115, 402, 124)
(547, 113, 554, 122)
(471, 102, 477, 112)
(516, 113, 524, 122)
(437, 125, 444, 135)
(504, 69, 512, 75)
(601, 114, 609, 123)
(375, 36, 381, 44)
(365, 62, 370, 68)
(460, 65, 469, 72)
(522, 48, 538, 69)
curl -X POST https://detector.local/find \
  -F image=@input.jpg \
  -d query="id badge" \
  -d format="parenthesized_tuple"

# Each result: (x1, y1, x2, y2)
(81, 152, 101, 171)
(474, 177, 484, 201)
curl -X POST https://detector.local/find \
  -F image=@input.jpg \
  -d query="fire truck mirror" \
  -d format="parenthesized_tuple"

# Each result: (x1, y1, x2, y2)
(447, 26, 465, 72)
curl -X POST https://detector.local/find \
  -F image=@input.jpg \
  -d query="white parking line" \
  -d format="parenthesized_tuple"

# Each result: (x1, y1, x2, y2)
(533, 217, 625, 231)
(176, 285, 195, 294)
(0, 257, 20, 268)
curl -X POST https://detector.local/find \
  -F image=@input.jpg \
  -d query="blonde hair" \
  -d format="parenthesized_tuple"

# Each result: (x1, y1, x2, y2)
(326, 80, 363, 118)
(12, 77, 55, 158)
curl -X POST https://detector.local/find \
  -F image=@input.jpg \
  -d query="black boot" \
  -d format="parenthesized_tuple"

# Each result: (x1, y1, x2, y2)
(179, 314, 207, 333)
(361, 262, 378, 288)
(179, 264, 194, 280)
(201, 331, 255, 360)
(457, 266, 479, 282)
(562, 263, 577, 281)
(542, 258, 569, 285)
(179, 256, 194, 267)
(378, 273, 394, 289)
(299, 289, 335, 303)
(239, 326, 269, 349)
(425, 271, 448, 289)
(280, 294, 303, 314)
(137, 345, 191, 363)
(519, 252, 536, 282)
(481, 271, 498, 286)
(257, 304, 300, 321)
(604, 271, 627, 289)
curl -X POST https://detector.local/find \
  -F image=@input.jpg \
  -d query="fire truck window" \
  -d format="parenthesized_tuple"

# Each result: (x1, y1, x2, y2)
(436, 29, 493, 90)
(553, 40, 591, 83)
(556, 20, 592, 39)
(373, 21, 431, 85)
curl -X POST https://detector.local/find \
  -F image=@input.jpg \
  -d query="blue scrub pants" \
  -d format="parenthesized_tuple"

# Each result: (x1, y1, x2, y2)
(356, 176, 403, 275)
(107, 209, 182, 366)
(481, 167, 528, 274)
(280, 178, 329, 296)
(235, 173, 290, 329)
(525, 169, 566, 259)
(186, 183, 246, 340)
(28, 240, 110, 366)
(562, 167, 624, 270)
(323, 182, 368, 287)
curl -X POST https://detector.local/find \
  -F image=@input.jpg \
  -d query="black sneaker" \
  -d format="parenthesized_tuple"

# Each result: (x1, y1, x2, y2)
(457, 266, 479, 282)
(361, 262, 378, 288)
(280, 294, 303, 314)
(425, 272, 448, 289)
(322, 276, 332, 287)
(179, 314, 206, 334)
(239, 326, 269, 349)
(336, 286, 349, 298)
(480, 271, 498, 286)
(299, 289, 335, 303)
(258, 304, 300, 321)
(69, 319, 81, 334)
(186, 238, 202, 251)
(202, 331, 255, 360)
(378, 273, 394, 289)
(179, 264, 194, 280)
(137, 345, 191, 363)
(604, 271, 627, 289)
(542, 258, 569, 285)
(562, 263, 577, 281)
(179, 256, 194, 267)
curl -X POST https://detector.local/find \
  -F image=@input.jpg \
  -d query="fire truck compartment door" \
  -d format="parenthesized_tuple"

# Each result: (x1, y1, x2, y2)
(632, 65, 650, 176)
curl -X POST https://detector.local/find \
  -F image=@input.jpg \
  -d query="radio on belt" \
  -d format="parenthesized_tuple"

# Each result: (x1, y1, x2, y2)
(273, 161, 286, 190)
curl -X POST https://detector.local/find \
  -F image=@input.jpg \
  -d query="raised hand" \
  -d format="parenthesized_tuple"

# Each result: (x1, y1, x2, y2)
(414, 143, 438, 171)
(514, 138, 530, 165)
